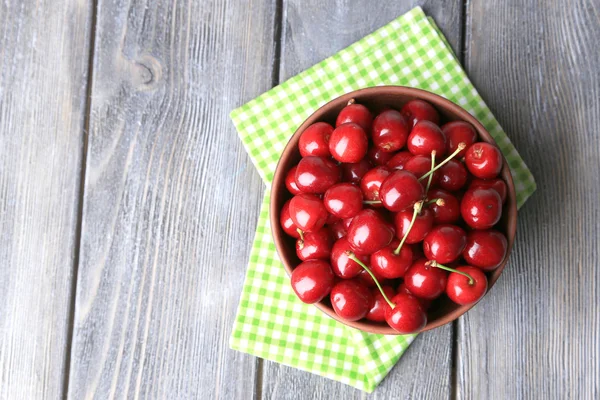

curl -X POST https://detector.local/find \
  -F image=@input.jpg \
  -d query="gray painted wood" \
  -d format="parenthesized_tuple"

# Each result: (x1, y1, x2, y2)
(0, 1, 91, 399)
(262, 1, 463, 398)
(66, 0, 276, 398)
(457, 1, 600, 399)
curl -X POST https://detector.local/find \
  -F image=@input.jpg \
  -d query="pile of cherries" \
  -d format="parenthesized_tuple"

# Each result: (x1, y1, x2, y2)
(280, 98, 508, 334)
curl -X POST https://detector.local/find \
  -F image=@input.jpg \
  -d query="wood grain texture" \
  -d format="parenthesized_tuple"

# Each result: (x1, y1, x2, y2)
(458, 0, 600, 399)
(66, 0, 276, 398)
(262, 1, 463, 398)
(0, 1, 91, 399)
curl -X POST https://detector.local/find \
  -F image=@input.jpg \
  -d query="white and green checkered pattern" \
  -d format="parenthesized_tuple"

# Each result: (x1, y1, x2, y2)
(229, 7, 535, 392)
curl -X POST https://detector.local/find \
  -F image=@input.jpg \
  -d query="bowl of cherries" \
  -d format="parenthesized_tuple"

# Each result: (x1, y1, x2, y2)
(271, 86, 517, 334)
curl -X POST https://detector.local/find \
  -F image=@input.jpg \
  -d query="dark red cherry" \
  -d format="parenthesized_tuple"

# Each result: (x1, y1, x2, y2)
(385, 292, 427, 334)
(463, 229, 508, 271)
(404, 155, 441, 188)
(446, 266, 488, 305)
(397, 282, 432, 310)
(299, 122, 334, 157)
(404, 258, 448, 300)
(423, 224, 467, 264)
(285, 166, 302, 195)
(428, 188, 461, 224)
(289, 193, 328, 232)
(461, 188, 502, 229)
(296, 227, 333, 261)
(401, 99, 440, 127)
(394, 207, 434, 244)
(370, 240, 413, 279)
(346, 209, 394, 254)
(464, 142, 503, 179)
(295, 156, 340, 193)
(326, 213, 340, 225)
(367, 146, 395, 166)
(330, 220, 348, 240)
(372, 109, 410, 152)
(442, 121, 477, 158)
(323, 183, 363, 219)
(330, 238, 368, 278)
(366, 286, 396, 322)
(336, 102, 373, 132)
(469, 178, 508, 204)
(356, 268, 388, 288)
(360, 166, 391, 203)
(290, 260, 335, 304)
(407, 120, 446, 158)
(438, 159, 468, 191)
(280, 200, 301, 238)
(379, 171, 424, 212)
(386, 151, 413, 170)
(329, 123, 369, 163)
(341, 159, 372, 184)
(330, 279, 372, 321)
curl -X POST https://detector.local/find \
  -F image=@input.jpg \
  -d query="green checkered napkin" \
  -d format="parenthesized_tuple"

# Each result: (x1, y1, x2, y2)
(229, 7, 535, 392)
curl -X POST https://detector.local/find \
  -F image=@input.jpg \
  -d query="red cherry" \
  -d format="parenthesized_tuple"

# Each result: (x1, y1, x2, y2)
(427, 188, 460, 224)
(464, 142, 503, 179)
(290, 260, 335, 304)
(336, 102, 373, 132)
(397, 282, 432, 310)
(370, 240, 413, 279)
(446, 266, 488, 305)
(401, 99, 440, 127)
(289, 193, 328, 232)
(407, 120, 446, 157)
(385, 293, 427, 333)
(367, 146, 395, 166)
(442, 121, 477, 158)
(330, 238, 368, 278)
(372, 109, 410, 152)
(463, 229, 508, 270)
(326, 213, 340, 225)
(379, 171, 424, 212)
(341, 159, 372, 184)
(366, 286, 396, 322)
(298, 122, 334, 157)
(404, 155, 441, 188)
(329, 123, 369, 163)
(438, 159, 468, 191)
(404, 258, 448, 300)
(323, 183, 363, 219)
(346, 209, 394, 254)
(386, 151, 413, 170)
(295, 156, 340, 193)
(296, 227, 333, 261)
(330, 220, 348, 240)
(469, 178, 508, 204)
(423, 224, 467, 264)
(285, 166, 302, 195)
(394, 207, 434, 244)
(356, 268, 388, 288)
(360, 166, 391, 202)
(280, 200, 301, 238)
(330, 279, 372, 321)
(461, 188, 502, 229)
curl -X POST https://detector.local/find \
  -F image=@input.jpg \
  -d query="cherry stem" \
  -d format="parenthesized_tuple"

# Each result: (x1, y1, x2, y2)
(424, 150, 436, 194)
(418, 143, 467, 182)
(393, 200, 424, 256)
(347, 98, 356, 106)
(427, 260, 474, 285)
(347, 252, 395, 308)
(296, 228, 304, 241)
(425, 198, 445, 206)
(363, 200, 382, 205)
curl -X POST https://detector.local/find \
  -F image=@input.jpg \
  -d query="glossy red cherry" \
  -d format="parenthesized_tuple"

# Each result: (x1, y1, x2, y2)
(427, 188, 460, 224)
(404, 155, 441, 188)
(360, 166, 391, 203)
(438, 159, 468, 191)
(386, 151, 413, 170)
(336, 101, 373, 132)
(298, 122, 334, 157)
(346, 209, 394, 254)
(290, 260, 335, 304)
(285, 166, 302, 195)
(329, 123, 369, 163)
(330, 238, 368, 278)
(379, 171, 424, 212)
(372, 109, 410, 152)
(356, 267, 387, 288)
(461, 188, 502, 229)
(394, 207, 434, 244)
(407, 120, 446, 158)
(446, 265, 488, 305)
(404, 258, 448, 300)
(367, 146, 395, 166)
(401, 99, 440, 127)
(442, 121, 477, 158)
(295, 156, 340, 193)
(366, 286, 396, 322)
(370, 240, 413, 279)
(464, 142, 503, 179)
(469, 178, 508, 204)
(330, 220, 348, 240)
(423, 224, 467, 264)
(341, 159, 372, 184)
(463, 229, 508, 270)
(289, 193, 328, 232)
(330, 279, 373, 321)
(323, 183, 363, 219)
(397, 282, 432, 310)
(280, 200, 301, 238)
(385, 292, 427, 334)
(296, 227, 333, 261)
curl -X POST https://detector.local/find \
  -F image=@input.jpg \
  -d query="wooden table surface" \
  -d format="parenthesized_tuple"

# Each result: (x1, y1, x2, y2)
(1, 0, 599, 399)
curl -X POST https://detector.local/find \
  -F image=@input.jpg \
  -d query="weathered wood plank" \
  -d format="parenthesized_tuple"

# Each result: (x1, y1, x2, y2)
(66, 0, 277, 398)
(262, 1, 463, 398)
(458, 1, 600, 398)
(0, 1, 92, 399)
